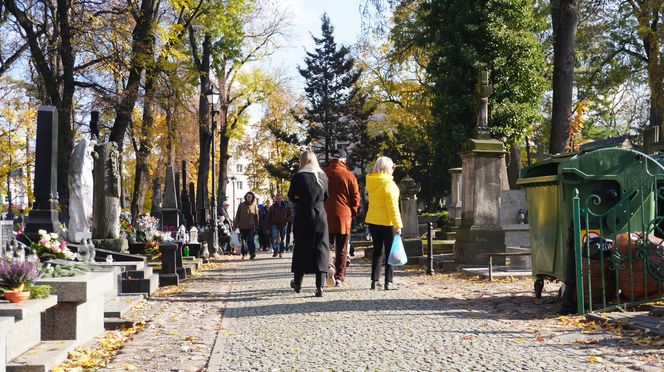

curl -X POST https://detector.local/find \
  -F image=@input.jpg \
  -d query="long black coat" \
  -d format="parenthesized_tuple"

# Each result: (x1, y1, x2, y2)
(288, 171, 329, 274)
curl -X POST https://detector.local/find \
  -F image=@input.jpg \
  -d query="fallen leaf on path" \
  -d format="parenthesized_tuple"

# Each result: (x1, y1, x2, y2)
(573, 339, 599, 345)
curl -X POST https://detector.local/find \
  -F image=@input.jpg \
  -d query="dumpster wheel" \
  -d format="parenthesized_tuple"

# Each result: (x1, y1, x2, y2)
(534, 277, 545, 298)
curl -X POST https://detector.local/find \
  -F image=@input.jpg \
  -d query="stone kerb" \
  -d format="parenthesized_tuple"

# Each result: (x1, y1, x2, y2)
(0, 296, 58, 361)
(36, 271, 114, 346)
(0, 316, 11, 372)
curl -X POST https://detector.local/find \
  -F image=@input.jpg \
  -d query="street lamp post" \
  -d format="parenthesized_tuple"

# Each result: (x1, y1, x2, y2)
(230, 176, 236, 219)
(206, 87, 220, 253)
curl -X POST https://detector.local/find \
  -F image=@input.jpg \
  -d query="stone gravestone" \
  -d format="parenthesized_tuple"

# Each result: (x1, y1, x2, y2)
(92, 141, 127, 251)
(68, 138, 95, 242)
(181, 161, 195, 229)
(161, 165, 180, 231)
(448, 168, 462, 226)
(24, 106, 61, 240)
(454, 71, 507, 265)
(398, 176, 423, 258)
(0, 220, 13, 252)
(150, 177, 162, 222)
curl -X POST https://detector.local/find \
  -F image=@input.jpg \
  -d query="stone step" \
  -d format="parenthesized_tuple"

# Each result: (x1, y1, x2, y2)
(7, 340, 78, 372)
(428, 240, 455, 255)
(121, 274, 159, 297)
(435, 231, 456, 240)
(104, 295, 144, 318)
(104, 317, 136, 331)
(650, 305, 664, 317)
(95, 248, 146, 263)
(123, 267, 154, 279)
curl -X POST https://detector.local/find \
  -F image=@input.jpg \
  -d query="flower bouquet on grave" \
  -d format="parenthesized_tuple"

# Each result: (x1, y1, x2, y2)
(136, 215, 159, 242)
(144, 240, 161, 261)
(0, 259, 41, 303)
(119, 213, 135, 241)
(28, 230, 77, 261)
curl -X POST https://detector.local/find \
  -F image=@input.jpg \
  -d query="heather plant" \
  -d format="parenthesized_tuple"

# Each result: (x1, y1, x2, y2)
(0, 259, 41, 292)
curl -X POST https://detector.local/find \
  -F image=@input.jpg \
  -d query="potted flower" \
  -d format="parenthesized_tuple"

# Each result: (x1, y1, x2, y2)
(0, 259, 40, 303)
(144, 240, 161, 261)
(28, 230, 77, 261)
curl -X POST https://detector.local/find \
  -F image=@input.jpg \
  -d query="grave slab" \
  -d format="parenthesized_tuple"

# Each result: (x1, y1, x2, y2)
(0, 296, 57, 362)
(6, 340, 77, 372)
(35, 272, 113, 346)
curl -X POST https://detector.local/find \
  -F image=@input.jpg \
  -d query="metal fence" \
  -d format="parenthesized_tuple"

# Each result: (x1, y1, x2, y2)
(572, 179, 664, 314)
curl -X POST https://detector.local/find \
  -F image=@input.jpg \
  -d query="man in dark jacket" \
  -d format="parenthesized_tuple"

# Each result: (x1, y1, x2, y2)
(269, 194, 292, 258)
(323, 149, 360, 286)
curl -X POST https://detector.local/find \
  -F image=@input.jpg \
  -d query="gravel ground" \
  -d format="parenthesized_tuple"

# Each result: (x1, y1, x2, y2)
(101, 252, 664, 371)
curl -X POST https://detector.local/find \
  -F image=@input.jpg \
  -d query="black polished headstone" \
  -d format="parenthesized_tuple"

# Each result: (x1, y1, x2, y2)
(24, 106, 61, 238)
(189, 182, 197, 226)
(159, 242, 179, 286)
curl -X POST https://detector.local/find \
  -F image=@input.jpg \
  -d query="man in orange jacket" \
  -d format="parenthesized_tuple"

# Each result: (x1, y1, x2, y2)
(323, 149, 360, 286)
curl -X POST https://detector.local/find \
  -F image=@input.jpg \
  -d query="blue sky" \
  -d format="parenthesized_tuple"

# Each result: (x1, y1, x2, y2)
(267, 0, 365, 87)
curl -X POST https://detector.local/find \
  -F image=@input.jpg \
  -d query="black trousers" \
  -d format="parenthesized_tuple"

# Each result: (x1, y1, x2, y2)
(368, 224, 394, 283)
(293, 271, 326, 288)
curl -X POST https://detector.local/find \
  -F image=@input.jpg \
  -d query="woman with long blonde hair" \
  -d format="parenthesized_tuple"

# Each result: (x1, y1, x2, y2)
(287, 150, 330, 297)
(365, 156, 403, 290)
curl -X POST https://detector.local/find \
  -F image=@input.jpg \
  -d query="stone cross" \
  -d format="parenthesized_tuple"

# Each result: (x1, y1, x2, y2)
(476, 70, 493, 139)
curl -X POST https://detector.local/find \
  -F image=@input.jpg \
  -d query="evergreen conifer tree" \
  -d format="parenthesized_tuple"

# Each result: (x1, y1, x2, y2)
(298, 14, 365, 162)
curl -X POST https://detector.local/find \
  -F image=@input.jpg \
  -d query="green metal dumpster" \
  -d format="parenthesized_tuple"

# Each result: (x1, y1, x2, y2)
(518, 147, 663, 301)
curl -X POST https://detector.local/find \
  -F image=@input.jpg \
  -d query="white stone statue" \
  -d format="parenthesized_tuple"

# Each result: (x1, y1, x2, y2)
(68, 139, 96, 242)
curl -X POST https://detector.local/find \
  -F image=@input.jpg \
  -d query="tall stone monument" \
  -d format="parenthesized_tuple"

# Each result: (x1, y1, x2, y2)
(68, 138, 96, 242)
(161, 165, 180, 230)
(454, 71, 507, 265)
(24, 106, 61, 239)
(181, 161, 195, 229)
(92, 141, 127, 251)
(398, 176, 423, 257)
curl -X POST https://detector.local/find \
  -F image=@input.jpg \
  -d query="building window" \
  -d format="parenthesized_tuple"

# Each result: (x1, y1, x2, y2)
(236, 164, 243, 173)
(237, 181, 243, 190)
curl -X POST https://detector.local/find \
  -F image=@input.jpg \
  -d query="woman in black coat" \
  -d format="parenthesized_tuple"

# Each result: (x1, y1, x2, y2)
(288, 150, 329, 297)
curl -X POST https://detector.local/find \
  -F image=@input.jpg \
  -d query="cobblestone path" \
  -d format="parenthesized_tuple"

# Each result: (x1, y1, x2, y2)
(208, 254, 630, 371)
(100, 252, 664, 371)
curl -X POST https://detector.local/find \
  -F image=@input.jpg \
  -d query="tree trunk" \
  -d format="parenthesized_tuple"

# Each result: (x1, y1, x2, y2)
(549, 0, 579, 154)
(638, 4, 664, 129)
(56, 0, 75, 223)
(507, 143, 522, 189)
(218, 134, 230, 210)
(109, 0, 158, 149)
(194, 33, 212, 224)
(130, 36, 157, 221)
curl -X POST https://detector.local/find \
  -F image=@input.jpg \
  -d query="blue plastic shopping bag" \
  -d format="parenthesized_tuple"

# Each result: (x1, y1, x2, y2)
(388, 235, 408, 266)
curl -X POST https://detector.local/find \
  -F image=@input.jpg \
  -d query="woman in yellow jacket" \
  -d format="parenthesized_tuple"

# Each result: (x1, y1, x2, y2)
(365, 156, 403, 290)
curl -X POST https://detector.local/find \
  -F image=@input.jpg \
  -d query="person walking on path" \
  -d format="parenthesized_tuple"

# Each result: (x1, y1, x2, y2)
(234, 191, 260, 260)
(365, 156, 403, 290)
(220, 201, 233, 254)
(323, 149, 360, 287)
(258, 199, 272, 252)
(288, 150, 330, 297)
(269, 194, 292, 258)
